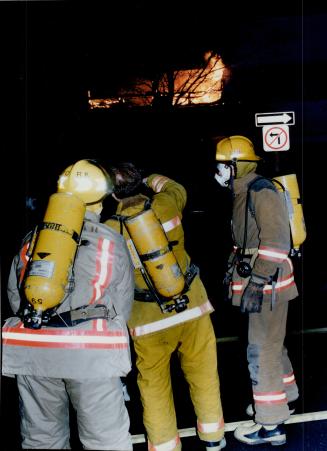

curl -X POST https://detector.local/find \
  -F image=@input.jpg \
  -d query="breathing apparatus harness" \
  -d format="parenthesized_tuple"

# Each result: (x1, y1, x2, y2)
(111, 199, 198, 314)
(233, 176, 286, 279)
(18, 222, 113, 329)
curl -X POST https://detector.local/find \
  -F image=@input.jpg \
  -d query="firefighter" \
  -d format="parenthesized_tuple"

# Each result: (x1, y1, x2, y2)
(105, 162, 226, 451)
(215, 136, 300, 446)
(2, 159, 135, 450)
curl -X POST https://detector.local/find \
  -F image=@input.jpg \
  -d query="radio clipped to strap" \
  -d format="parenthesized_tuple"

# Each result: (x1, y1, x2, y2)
(235, 247, 258, 279)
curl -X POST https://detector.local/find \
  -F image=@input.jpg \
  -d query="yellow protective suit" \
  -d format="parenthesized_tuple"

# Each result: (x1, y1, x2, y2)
(106, 174, 224, 450)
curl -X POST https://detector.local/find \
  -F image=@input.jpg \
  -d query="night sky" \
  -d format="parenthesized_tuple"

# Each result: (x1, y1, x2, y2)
(3, 1, 327, 331)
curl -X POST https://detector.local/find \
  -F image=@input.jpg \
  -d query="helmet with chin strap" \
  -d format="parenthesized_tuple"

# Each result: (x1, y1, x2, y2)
(215, 135, 261, 181)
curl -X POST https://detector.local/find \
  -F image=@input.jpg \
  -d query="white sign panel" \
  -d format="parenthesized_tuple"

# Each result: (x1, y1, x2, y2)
(262, 125, 290, 151)
(255, 111, 295, 126)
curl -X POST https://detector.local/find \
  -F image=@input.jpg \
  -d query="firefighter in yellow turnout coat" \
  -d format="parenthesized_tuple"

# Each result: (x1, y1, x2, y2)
(215, 136, 300, 447)
(105, 162, 225, 451)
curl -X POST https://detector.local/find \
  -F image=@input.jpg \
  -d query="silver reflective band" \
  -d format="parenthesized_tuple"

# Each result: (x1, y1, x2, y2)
(215, 163, 231, 187)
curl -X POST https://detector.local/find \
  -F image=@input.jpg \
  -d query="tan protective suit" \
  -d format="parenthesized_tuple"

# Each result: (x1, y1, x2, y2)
(106, 174, 224, 450)
(226, 172, 299, 425)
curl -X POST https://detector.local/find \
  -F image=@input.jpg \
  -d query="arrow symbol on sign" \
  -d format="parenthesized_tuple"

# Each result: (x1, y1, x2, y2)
(270, 132, 281, 144)
(257, 113, 293, 124)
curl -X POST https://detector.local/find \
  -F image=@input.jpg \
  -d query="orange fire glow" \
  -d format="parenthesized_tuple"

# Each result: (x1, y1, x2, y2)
(88, 50, 229, 109)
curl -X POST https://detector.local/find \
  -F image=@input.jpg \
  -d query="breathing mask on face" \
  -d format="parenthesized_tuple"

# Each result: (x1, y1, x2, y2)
(215, 163, 232, 187)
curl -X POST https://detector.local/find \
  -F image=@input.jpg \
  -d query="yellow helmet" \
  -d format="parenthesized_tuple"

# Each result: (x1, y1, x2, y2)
(57, 159, 113, 205)
(216, 135, 261, 162)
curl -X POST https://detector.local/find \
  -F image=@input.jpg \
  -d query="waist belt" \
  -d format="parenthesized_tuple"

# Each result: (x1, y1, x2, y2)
(45, 304, 109, 327)
(134, 262, 199, 303)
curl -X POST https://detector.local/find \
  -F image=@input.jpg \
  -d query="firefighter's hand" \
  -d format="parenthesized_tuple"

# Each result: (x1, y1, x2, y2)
(241, 279, 264, 313)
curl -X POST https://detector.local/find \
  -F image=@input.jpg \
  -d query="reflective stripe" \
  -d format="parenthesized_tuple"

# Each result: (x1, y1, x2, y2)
(90, 238, 114, 303)
(254, 391, 287, 404)
(162, 216, 181, 232)
(232, 282, 243, 293)
(148, 435, 180, 451)
(263, 274, 295, 293)
(232, 274, 295, 295)
(151, 176, 170, 193)
(197, 418, 225, 433)
(19, 242, 30, 284)
(258, 246, 289, 263)
(130, 300, 214, 337)
(2, 320, 128, 349)
(283, 372, 296, 385)
(96, 318, 105, 332)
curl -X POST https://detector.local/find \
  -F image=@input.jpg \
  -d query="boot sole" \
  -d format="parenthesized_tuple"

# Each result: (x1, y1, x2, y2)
(234, 432, 286, 446)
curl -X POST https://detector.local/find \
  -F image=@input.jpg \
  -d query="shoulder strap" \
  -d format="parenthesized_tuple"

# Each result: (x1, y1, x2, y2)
(248, 176, 276, 192)
(110, 214, 126, 235)
(240, 176, 277, 258)
(247, 176, 277, 216)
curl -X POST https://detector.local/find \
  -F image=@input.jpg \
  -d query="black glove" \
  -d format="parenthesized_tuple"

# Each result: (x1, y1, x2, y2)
(241, 279, 265, 313)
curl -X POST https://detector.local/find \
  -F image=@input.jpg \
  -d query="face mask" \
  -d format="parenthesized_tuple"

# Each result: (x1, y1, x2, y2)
(215, 163, 232, 187)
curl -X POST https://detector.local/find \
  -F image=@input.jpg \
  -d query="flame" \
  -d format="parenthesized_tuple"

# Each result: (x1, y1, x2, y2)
(159, 52, 227, 106)
(89, 98, 122, 109)
(88, 50, 229, 109)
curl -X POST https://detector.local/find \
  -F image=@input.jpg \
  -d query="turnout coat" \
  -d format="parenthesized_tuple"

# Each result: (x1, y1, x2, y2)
(105, 174, 214, 339)
(2, 211, 135, 379)
(227, 172, 298, 306)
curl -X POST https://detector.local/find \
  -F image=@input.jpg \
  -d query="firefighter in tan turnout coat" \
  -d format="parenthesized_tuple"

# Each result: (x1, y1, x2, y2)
(105, 162, 226, 451)
(2, 160, 135, 450)
(215, 136, 300, 447)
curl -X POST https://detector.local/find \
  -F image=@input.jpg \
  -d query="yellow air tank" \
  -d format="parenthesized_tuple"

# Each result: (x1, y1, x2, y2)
(273, 174, 306, 255)
(124, 208, 185, 299)
(24, 192, 86, 321)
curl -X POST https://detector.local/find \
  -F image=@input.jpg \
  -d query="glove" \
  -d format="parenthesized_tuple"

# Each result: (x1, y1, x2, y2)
(241, 279, 265, 313)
